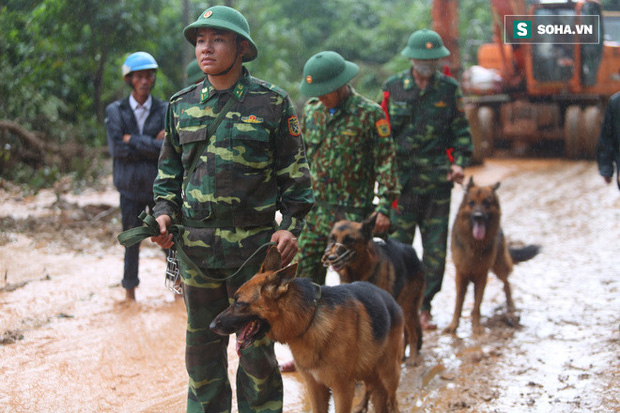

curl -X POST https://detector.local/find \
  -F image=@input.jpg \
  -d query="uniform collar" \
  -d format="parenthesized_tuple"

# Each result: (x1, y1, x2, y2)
(403, 69, 439, 92)
(323, 86, 357, 117)
(199, 67, 251, 104)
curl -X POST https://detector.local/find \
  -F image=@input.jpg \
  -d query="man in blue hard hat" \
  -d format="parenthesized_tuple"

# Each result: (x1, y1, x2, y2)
(105, 51, 167, 301)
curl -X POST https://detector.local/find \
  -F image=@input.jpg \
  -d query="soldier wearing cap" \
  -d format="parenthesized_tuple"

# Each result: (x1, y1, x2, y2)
(296, 50, 399, 294)
(150, 6, 313, 412)
(382, 29, 473, 330)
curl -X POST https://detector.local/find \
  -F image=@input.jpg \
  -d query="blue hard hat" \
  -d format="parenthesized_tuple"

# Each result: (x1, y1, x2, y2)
(122, 52, 159, 77)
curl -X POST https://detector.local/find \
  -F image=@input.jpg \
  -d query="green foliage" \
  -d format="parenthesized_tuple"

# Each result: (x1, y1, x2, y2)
(1, 0, 493, 190)
(459, 0, 493, 69)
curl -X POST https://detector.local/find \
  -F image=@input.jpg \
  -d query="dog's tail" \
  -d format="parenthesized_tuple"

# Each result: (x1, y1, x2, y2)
(509, 244, 541, 263)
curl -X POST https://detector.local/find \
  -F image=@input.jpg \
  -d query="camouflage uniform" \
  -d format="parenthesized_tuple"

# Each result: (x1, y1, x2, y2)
(383, 69, 472, 312)
(295, 88, 399, 284)
(153, 68, 314, 413)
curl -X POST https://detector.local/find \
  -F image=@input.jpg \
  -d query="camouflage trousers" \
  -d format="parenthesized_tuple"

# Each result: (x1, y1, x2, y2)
(294, 204, 370, 285)
(390, 186, 452, 313)
(180, 263, 283, 413)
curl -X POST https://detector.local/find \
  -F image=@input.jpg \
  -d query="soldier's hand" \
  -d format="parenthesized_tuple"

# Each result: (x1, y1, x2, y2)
(373, 212, 390, 234)
(151, 215, 174, 249)
(448, 164, 465, 184)
(156, 129, 166, 140)
(271, 230, 298, 266)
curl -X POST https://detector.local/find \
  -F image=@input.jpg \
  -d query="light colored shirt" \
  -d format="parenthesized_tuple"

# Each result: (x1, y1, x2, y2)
(129, 94, 152, 135)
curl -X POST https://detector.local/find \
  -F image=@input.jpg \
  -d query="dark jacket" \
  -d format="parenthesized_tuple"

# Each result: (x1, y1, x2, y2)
(597, 92, 620, 190)
(105, 96, 168, 203)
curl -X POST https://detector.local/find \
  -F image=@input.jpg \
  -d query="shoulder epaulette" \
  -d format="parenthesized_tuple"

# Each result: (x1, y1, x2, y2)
(170, 83, 199, 102)
(437, 72, 460, 88)
(250, 76, 289, 98)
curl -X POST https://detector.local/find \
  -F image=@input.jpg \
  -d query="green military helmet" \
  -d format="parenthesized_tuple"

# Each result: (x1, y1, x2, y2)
(401, 29, 450, 60)
(299, 51, 359, 97)
(185, 60, 205, 86)
(183, 6, 258, 62)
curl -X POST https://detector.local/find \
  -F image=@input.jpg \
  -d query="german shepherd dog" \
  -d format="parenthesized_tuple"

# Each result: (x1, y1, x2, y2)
(445, 177, 540, 334)
(321, 214, 425, 363)
(211, 246, 403, 413)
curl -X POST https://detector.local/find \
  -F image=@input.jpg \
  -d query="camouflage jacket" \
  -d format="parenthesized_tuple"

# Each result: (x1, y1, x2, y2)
(153, 68, 314, 269)
(382, 69, 473, 193)
(301, 88, 400, 216)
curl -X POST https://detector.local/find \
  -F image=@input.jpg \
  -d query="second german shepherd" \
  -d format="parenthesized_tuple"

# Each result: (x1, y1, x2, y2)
(322, 214, 425, 363)
(445, 177, 540, 334)
(211, 246, 403, 413)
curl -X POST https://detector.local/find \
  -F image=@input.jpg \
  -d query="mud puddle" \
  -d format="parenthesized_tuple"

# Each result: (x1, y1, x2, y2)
(0, 159, 618, 412)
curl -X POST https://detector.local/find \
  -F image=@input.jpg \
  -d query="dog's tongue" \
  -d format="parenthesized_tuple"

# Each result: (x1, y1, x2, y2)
(472, 222, 486, 241)
(236, 320, 258, 356)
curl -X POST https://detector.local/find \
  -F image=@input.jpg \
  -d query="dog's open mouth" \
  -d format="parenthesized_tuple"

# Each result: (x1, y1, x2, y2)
(236, 319, 266, 355)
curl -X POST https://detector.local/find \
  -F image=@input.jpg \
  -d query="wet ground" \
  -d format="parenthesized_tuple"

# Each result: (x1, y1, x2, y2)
(0, 158, 618, 412)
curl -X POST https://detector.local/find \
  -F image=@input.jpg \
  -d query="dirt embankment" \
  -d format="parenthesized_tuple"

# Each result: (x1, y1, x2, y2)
(0, 159, 618, 412)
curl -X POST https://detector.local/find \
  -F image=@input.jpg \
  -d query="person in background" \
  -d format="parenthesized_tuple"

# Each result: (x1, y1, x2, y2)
(150, 6, 314, 412)
(185, 59, 205, 86)
(597, 91, 620, 190)
(105, 51, 167, 301)
(382, 29, 473, 330)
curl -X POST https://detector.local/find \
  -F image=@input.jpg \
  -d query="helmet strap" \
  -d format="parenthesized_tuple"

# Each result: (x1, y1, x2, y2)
(209, 38, 244, 77)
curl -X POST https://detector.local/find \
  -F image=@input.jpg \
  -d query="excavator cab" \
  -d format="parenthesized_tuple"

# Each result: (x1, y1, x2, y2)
(528, 1, 603, 92)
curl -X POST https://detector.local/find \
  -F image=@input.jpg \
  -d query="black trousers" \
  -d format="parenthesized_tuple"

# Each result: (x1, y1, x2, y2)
(120, 194, 155, 289)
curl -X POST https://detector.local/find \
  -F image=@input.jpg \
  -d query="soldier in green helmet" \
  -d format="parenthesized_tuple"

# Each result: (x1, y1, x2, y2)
(295, 50, 399, 283)
(382, 29, 473, 330)
(150, 6, 314, 412)
(274, 52, 398, 374)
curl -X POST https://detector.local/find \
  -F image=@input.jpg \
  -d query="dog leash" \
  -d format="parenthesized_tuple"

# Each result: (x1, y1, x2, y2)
(117, 212, 277, 285)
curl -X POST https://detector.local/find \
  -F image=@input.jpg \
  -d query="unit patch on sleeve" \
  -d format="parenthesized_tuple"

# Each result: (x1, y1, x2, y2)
(376, 118, 391, 138)
(288, 116, 301, 136)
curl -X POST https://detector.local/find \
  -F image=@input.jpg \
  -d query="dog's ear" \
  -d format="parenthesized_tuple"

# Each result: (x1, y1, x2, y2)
(492, 182, 501, 191)
(466, 176, 475, 191)
(266, 263, 297, 297)
(260, 245, 282, 273)
(361, 213, 378, 240)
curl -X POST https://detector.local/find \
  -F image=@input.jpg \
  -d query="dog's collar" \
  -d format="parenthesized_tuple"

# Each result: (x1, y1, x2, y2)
(294, 282, 322, 340)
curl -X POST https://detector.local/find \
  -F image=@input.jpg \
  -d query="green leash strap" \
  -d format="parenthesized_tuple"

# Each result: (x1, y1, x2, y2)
(116, 212, 276, 282)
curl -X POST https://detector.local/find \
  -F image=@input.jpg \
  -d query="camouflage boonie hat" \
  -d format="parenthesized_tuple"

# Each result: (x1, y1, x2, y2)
(183, 6, 258, 62)
(401, 29, 450, 60)
(299, 51, 359, 97)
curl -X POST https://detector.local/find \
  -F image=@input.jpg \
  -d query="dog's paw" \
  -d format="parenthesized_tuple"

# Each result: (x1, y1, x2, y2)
(443, 325, 457, 334)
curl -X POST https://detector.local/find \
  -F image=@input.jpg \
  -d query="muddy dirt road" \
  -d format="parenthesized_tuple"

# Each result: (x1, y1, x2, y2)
(1, 158, 618, 413)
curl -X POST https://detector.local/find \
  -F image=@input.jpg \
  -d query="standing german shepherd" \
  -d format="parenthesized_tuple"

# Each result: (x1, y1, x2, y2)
(210, 246, 403, 413)
(445, 177, 540, 334)
(321, 214, 425, 363)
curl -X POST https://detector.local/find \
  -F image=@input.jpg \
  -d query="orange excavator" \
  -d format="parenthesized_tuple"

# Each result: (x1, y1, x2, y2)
(433, 0, 620, 160)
